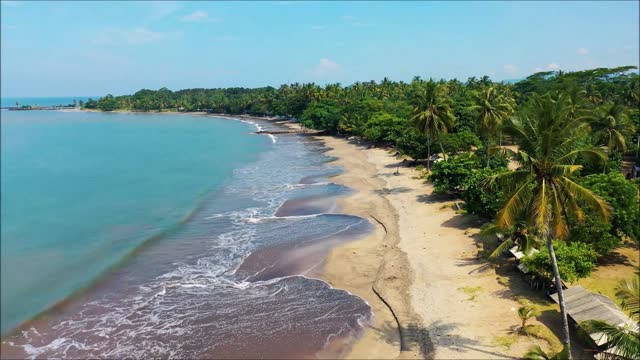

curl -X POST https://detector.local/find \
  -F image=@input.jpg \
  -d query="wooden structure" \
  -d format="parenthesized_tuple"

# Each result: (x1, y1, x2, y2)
(550, 286, 637, 359)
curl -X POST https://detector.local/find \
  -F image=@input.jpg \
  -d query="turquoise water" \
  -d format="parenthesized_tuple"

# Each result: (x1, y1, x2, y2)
(0, 110, 268, 333)
(1, 97, 95, 108)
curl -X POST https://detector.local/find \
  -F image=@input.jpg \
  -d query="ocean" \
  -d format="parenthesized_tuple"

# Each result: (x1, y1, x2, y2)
(0, 110, 373, 358)
(1, 97, 97, 108)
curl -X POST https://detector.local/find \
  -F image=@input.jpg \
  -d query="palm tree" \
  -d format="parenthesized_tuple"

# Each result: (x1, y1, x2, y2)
(589, 102, 635, 154)
(518, 305, 538, 329)
(481, 221, 540, 259)
(580, 275, 639, 360)
(410, 80, 455, 171)
(489, 94, 611, 355)
(472, 86, 514, 167)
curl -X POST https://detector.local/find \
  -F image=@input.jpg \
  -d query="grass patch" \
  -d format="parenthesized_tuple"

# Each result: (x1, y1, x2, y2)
(522, 325, 563, 353)
(492, 334, 518, 350)
(458, 286, 483, 301)
(496, 275, 510, 287)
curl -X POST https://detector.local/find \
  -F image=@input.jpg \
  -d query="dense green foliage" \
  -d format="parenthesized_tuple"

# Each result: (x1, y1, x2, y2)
(579, 172, 640, 241)
(428, 153, 480, 193)
(462, 167, 508, 218)
(362, 113, 407, 143)
(523, 241, 598, 283)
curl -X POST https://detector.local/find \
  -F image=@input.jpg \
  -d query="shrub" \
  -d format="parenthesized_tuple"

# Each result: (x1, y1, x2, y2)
(462, 167, 507, 218)
(523, 241, 598, 283)
(475, 146, 509, 169)
(300, 99, 342, 133)
(429, 152, 480, 193)
(362, 112, 407, 143)
(580, 172, 640, 241)
(395, 129, 431, 160)
(440, 131, 483, 155)
(568, 216, 621, 257)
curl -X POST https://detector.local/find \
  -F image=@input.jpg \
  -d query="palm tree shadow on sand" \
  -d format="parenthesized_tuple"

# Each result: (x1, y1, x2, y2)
(371, 320, 523, 359)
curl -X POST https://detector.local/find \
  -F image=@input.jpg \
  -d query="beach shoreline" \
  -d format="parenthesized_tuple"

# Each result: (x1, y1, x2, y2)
(314, 135, 561, 359)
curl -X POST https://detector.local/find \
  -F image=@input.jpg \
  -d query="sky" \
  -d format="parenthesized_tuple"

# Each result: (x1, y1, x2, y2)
(1, 1, 639, 97)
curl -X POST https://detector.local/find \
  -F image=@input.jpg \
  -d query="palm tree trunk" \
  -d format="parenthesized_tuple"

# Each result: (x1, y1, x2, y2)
(546, 238, 572, 358)
(436, 131, 447, 161)
(426, 133, 432, 172)
(486, 137, 491, 168)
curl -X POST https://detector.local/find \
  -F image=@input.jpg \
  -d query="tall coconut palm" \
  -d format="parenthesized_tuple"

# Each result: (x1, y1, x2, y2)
(580, 275, 639, 360)
(410, 80, 455, 170)
(489, 94, 611, 355)
(472, 86, 514, 167)
(589, 102, 636, 154)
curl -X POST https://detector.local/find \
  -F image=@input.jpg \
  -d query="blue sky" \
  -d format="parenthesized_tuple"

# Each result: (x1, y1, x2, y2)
(1, 1, 638, 97)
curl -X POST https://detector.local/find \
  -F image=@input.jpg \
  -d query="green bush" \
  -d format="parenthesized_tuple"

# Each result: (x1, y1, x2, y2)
(429, 152, 481, 193)
(301, 99, 342, 133)
(362, 112, 407, 143)
(568, 216, 620, 257)
(440, 131, 483, 155)
(475, 146, 509, 169)
(523, 241, 598, 283)
(395, 129, 431, 160)
(580, 172, 640, 241)
(462, 167, 507, 218)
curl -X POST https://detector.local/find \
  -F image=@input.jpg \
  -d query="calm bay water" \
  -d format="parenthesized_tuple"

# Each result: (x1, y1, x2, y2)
(1, 111, 268, 333)
(1, 110, 372, 358)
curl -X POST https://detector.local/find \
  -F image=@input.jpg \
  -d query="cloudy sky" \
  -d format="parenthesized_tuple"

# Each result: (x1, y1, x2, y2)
(1, 1, 638, 96)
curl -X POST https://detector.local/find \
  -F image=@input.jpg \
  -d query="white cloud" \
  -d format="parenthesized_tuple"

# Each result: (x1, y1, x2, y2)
(341, 15, 355, 21)
(93, 27, 182, 45)
(311, 58, 343, 77)
(577, 47, 589, 55)
(546, 63, 560, 70)
(503, 64, 518, 76)
(180, 10, 215, 22)
(311, 25, 327, 30)
(533, 67, 545, 73)
(352, 22, 374, 27)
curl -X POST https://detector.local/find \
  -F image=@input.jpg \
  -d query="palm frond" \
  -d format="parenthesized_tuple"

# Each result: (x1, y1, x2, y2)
(580, 320, 640, 360)
(616, 277, 640, 321)
(495, 180, 534, 229)
(558, 177, 611, 221)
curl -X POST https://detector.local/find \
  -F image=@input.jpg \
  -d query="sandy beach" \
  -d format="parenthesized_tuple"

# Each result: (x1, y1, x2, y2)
(318, 135, 560, 359)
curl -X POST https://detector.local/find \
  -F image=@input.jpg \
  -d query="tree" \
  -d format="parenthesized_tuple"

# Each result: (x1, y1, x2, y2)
(395, 129, 431, 160)
(471, 86, 514, 167)
(429, 152, 479, 194)
(578, 172, 640, 244)
(580, 275, 639, 360)
(410, 80, 455, 171)
(462, 167, 507, 219)
(362, 112, 407, 143)
(300, 99, 342, 133)
(523, 241, 598, 283)
(97, 94, 117, 111)
(518, 305, 538, 329)
(589, 102, 635, 155)
(489, 94, 611, 354)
